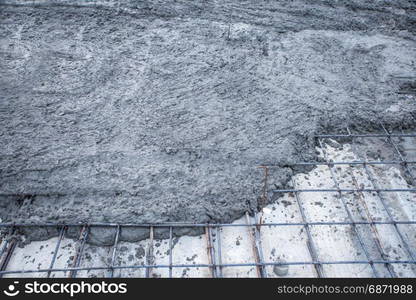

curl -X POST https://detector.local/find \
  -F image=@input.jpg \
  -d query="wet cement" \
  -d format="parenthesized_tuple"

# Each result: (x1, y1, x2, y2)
(1, 1, 416, 244)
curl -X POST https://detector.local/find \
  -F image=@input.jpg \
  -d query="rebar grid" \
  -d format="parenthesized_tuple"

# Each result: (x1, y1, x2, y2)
(0, 126, 415, 277)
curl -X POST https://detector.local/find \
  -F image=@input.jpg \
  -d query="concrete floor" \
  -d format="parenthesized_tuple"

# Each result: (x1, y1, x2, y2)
(1, 1, 415, 278)
(1, 1, 415, 228)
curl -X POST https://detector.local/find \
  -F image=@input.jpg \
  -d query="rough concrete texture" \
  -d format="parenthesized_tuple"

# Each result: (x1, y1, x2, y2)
(1, 1, 416, 243)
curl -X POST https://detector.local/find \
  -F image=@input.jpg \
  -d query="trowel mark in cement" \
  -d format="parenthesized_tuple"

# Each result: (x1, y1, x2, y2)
(2, 141, 415, 277)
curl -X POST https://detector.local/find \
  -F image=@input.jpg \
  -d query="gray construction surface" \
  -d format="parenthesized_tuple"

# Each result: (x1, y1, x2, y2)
(1, 1, 416, 244)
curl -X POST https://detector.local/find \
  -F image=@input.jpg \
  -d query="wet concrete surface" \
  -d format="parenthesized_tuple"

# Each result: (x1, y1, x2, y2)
(0, 1, 415, 244)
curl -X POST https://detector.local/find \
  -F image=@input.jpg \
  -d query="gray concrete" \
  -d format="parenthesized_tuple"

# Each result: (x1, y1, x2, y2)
(0, 1, 415, 244)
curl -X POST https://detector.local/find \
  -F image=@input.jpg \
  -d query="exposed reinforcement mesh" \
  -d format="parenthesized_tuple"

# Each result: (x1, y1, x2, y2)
(1, 123, 415, 278)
